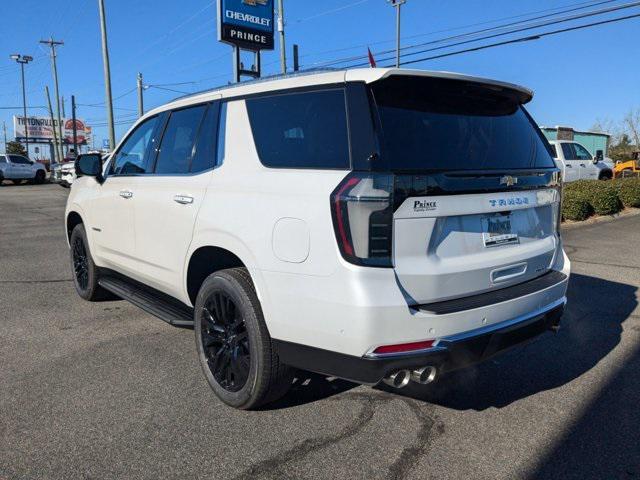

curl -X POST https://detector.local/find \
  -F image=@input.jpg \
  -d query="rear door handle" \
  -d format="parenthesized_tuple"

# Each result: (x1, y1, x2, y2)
(174, 194, 194, 205)
(119, 190, 133, 199)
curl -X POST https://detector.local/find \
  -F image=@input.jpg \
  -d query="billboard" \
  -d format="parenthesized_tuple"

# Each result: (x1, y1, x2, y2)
(13, 116, 91, 145)
(218, 0, 274, 51)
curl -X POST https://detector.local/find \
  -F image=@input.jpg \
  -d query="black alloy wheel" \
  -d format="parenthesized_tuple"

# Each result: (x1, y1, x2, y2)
(194, 268, 293, 409)
(72, 235, 89, 291)
(200, 291, 250, 392)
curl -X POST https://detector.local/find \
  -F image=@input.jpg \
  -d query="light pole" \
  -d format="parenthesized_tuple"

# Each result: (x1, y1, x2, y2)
(387, 0, 406, 68)
(9, 54, 33, 155)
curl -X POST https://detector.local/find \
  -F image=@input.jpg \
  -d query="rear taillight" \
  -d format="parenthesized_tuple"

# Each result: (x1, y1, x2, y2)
(372, 339, 435, 355)
(330, 172, 394, 267)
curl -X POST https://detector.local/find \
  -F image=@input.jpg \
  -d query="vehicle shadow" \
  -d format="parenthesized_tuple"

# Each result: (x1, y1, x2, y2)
(387, 272, 637, 411)
(263, 373, 358, 410)
(528, 338, 640, 479)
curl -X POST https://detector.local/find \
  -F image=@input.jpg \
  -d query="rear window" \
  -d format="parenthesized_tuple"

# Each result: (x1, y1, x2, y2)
(245, 89, 350, 169)
(370, 76, 555, 171)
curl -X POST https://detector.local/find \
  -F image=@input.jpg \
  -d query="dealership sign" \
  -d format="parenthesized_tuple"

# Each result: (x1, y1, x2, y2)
(13, 116, 91, 145)
(218, 0, 274, 51)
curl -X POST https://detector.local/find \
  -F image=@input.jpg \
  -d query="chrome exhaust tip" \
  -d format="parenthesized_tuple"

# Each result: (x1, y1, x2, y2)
(410, 366, 437, 385)
(382, 369, 411, 389)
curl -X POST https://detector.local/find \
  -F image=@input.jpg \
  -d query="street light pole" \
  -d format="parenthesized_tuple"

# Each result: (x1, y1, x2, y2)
(388, 0, 406, 68)
(10, 54, 33, 155)
(98, 0, 116, 151)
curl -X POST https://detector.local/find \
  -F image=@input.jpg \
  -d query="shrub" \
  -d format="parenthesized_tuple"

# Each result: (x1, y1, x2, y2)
(614, 177, 640, 208)
(587, 182, 621, 215)
(562, 194, 592, 221)
(563, 180, 621, 216)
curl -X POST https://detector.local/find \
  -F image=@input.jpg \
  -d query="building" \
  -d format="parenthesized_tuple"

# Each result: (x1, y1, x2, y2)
(540, 125, 610, 156)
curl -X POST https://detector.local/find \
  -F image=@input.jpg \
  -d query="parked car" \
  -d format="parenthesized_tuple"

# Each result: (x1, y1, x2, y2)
(548, 140, 613, 182)
(0, 154, 47, 185)
(52, 161, 76, 187)
(65, 68, 570, 409)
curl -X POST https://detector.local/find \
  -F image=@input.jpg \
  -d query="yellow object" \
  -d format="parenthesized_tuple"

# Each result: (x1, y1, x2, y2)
(613, 151, 640, 178)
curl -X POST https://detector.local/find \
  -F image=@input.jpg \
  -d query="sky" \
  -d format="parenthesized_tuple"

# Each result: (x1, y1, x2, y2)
(1, 0, 639, 157)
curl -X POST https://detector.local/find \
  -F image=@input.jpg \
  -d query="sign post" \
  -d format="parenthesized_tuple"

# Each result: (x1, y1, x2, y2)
(217, 0, 274, 82)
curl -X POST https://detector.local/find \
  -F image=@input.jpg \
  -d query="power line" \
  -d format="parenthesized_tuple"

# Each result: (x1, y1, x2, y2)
(0, 106, 47, 110)
(340, 0, 640, 68)
(147, 85, 193, 95)
(310, 0, 628, 68)
(291, 0, 372, 25)
(393, 11, 640, 67)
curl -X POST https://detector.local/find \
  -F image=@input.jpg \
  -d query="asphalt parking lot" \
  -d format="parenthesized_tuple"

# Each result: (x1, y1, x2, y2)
(1, 183, 639, 480)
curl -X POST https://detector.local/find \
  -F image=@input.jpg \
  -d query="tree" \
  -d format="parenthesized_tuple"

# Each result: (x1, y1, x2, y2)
(6, 141, 27, 156)
(609, 134, 634, 163)
(624, 108, 640, 150)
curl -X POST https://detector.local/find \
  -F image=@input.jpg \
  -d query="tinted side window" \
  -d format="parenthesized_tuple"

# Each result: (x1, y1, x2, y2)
(0, 155, 6, 163)
(216, 102, 227, 168)
(246, 89, 350, 169)
(111, 116, 160, 175)
(190, 103, 220, 173)
(9, 155, 28, 164)
(549, 144, 557, 158)
(573, 143, 592, 160)
(155, 105, 207, 175)
(561, 143, 576, 160)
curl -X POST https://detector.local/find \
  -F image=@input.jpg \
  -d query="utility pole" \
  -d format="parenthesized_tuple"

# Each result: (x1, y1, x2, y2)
(2, 121, 7, 151)
(137, 72, 144, 118)
(9, 54, 33, 155)
(71, 95, 78, 156)
(293, 44, 299, 72)
(277, 0, 286, 73)
(388, 0, 406, 68)
(98, 0, 115, 151)
(45, 86, 59, 165)
(40, 37, 65, 162)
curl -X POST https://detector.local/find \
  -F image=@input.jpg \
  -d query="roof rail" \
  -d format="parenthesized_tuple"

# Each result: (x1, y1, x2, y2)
(171, 67, 339, 102)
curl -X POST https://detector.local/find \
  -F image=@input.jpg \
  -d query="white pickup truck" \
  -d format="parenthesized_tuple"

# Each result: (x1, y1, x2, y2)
(548, 140, 613, 182)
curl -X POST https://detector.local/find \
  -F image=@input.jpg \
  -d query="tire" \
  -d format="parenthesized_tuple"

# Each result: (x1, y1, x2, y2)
(194, 267, 293, 410)
(34, 170, 46, 184)
(69, 224, 108, 301)
(599, 170, 612, 180)
(0, 172, 3, 185)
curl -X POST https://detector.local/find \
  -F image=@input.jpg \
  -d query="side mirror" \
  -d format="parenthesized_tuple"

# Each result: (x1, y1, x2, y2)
(75, 154, 104, 183)
(594, 150, 604, 163)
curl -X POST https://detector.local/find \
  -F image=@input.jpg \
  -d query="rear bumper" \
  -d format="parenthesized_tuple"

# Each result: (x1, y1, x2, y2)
(274, 298, 565, 385)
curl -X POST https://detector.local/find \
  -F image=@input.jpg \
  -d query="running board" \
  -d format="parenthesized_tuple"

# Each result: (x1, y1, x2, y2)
(98, 276, 194, 328)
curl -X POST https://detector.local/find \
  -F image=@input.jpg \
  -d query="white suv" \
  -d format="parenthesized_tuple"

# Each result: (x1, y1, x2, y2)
(65, 68, 570, 409)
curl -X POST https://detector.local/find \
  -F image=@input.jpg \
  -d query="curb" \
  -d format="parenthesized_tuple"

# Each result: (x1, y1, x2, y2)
(561, 207, 640, 230)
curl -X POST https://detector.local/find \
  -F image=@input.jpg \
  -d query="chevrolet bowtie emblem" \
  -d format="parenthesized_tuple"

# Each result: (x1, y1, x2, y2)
(500, 175, 518, 186)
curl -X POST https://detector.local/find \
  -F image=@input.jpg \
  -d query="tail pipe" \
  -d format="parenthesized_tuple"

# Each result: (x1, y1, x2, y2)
(382, 369, 411, 389)
(410, 366, 437, 385)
